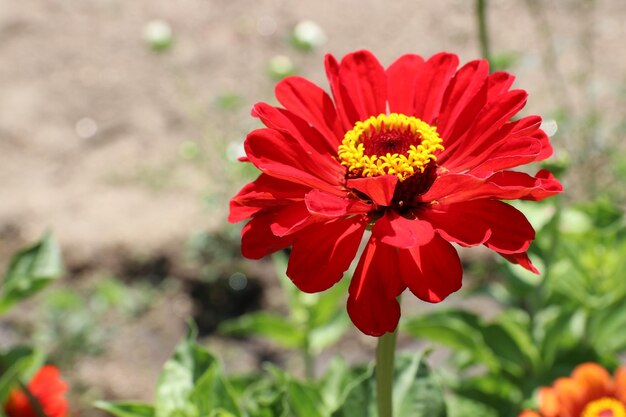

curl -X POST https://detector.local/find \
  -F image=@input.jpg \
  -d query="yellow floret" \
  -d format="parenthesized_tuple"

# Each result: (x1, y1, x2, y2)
(337, 113, 444, 180)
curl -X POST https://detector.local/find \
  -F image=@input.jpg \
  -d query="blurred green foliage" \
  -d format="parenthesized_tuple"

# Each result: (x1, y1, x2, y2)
(30, 276, 157, 367)
(402, 195, 626, 416)
(97, 329, 453, 417)
(0, 232, 63, 314)
(219, 253, 350, 379)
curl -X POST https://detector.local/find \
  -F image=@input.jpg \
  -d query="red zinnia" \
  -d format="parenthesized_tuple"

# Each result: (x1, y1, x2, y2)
(4, 365, 69, 417)
(229, 50, 562, 336)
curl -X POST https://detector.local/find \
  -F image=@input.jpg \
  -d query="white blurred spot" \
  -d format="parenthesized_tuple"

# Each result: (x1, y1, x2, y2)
(228, 272, 248, 291)
(143, 20, 173, 50)
(256, 16, 277, 36)
(268, 55, 295, 79)
(293, 20, 327, 49)
(541, 119, 558, 137)
(75, 117, 98, 139)
(226, 141, 246, 161)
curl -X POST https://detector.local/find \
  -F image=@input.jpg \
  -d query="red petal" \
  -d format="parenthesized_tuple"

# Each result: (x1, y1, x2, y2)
(325, 53, 358, 130)
(346, 175, 398, 206)
(467, 137, 544, 175)
(241, 213, 293, 259)
(419, 202, 493, 246)
(252, 102, 336, 156)
(499, 251, 540, 274)
(347, 236, 405, 336)
(413, 52, 459, 124)
(372, 211, 434, 248)
(419, 170, 562, 204)
(444, 90, 529, 171)
(488, 170, 563, 201)
(275, 76, 344, 149)
(5, 366, 69, 417)
(398, 233, 463, 303)
(337, 50, 387, 122)
(419, 173, 487, 203)
(229, 174, 309, 223)
(487, 71, 516, 100)
(244, 128, 344, 194)
(287, 217, 367, 293)
(423, 200, 535, 254)
(484, 201, 535, 253)
(386, 54, 424, 115)
(269, 202, 317, 237)
(229, 203, 262, 224)
(437, 59, 490, 140)
(304, 189, 372, 217)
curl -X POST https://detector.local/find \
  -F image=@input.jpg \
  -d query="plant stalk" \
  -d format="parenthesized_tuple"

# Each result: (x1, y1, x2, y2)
(303, 334, 314, 380)
(18, 381, 49, 417)
(476, 0, 492, 63)
(376, 330, 397, 417)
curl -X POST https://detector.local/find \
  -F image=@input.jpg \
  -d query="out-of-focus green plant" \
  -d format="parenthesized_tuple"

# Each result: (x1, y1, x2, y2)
(289, 20, 327, 52)
(96, 328, 450, 417)
(402, 196, 626, 416)
(0, 347, 45, 409)
(31, 276, 158, 367)
(143, 20, 174, 52)
(219, 252, 350, 379)
(0, 233, 63, 414)
(0, 232, 63, 314)
(268, 55, 296, 81)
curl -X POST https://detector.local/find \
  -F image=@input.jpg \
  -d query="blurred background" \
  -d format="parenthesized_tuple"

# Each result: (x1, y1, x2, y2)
(1, 0, 625, 415)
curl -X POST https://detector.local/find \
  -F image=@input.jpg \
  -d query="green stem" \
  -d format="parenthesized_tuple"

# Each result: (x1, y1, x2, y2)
(476, 0, 491, 63)
(376, 330, 397, 417)
(303, 334, 314, 380)
(18, 381, 49, 417)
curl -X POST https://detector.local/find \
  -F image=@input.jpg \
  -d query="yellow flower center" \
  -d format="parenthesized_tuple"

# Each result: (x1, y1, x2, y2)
(581, 398, 626, 417)
(337, 113, 444, 181)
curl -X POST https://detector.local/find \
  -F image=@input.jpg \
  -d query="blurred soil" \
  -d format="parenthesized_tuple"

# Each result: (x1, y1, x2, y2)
(0, 0, 625, 415)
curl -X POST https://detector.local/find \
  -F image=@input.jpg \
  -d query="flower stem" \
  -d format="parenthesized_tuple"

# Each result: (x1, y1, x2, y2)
(18, 381, 49, 417)
(303, 334, 314, 380)
(376, 330, 397, 417)
(476, 0, 492, 63)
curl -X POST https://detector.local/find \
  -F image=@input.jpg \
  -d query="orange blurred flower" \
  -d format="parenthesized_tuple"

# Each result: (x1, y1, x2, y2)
(520, 363, 626, 417)
(4, 365, 68, 417)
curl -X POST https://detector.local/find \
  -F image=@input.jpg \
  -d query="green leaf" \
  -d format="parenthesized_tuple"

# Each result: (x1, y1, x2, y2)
(219, 312, 305, 349)
(533, 307, 576, 368)
(154, 332, 240, 417)
(481, 312, 538, 377)
(307, 278, 349, 328)
(330, 364, 376, 417)
(95, 401, 155, 417)
(209, 410, 238, 417)
(454, 374, 522, 417)
(0, 232, 63, 313)
(287, 380, 327, 417)
(239, 377, 288, 417)
(191, 368, 240, 417)
(0, 347, 44, 404)
(309, 313, 349, 354)
(402, 310, 498, 371)
(587, 299, 626, 353)
(319, 358, 363, 413)
(394, 355, 446, 417)
(445, 395, 498, 417)
(331, 353, 446, 417)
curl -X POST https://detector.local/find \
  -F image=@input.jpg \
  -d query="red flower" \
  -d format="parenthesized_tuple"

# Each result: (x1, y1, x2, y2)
(519, 363, 626, 417)
(229, 50, 562, 336)
(4, 365, 69, 417)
